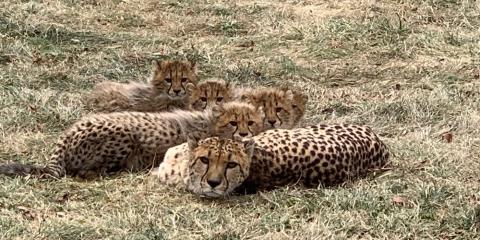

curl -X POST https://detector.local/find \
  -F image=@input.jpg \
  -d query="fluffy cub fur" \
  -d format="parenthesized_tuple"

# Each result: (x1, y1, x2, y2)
(187, 78, 234, 111)
(86, 60, 197, 112)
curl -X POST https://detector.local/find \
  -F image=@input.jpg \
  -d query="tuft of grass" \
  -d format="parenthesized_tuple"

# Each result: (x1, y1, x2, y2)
(0, 0, 479, 239)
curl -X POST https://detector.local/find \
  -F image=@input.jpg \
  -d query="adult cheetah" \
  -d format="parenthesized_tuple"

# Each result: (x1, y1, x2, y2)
(0, 102, 263, 179)
(86, 60, 197, 112)
(154, 124, 390, 198)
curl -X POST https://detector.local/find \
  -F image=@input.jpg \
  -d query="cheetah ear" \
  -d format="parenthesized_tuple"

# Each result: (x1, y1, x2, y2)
(285, 89, 294, 101)
(211, 105, 224, 118)
(242, 138, 255, 158)
(187, 137, 198, 152)
(188, 59, 197, 71)
(300, 91, 308, 104)
(186, 83, 196, 95)
(241, 92, 255, 103)
(225, 81, 232, 89)
(257, 105, 266, 120)
(152, 59, 165, 73)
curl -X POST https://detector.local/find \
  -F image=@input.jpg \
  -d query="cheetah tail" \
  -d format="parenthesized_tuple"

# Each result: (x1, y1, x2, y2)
(0, 161, 63, 179)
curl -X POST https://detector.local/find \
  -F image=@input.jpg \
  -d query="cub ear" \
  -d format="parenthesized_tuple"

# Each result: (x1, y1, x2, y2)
(225, 80, 232, 89)
(241, 92, 255, 103)
(187, 136, 199, 152)
(284, 89, 294, 101)
(242, 138, 255, 158)
(257, 105, 266, 120)
(186, 83, 196, 94)
(188, 59, 197, 71)
(211, 105, 224, 118)
(152, 59, 165, 73)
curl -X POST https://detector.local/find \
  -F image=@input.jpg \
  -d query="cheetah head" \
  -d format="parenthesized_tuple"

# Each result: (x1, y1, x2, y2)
(212, 101, 264, 140)
(282, 86, 308, 125)
(150, 60, 198, 98)
(185, 137, 254, 198)
(245, 88, 296, 130)
(187, 78, 234, 111)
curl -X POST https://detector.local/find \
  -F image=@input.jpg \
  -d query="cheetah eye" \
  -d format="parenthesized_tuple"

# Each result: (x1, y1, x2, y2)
(200, 97, 207, 102)
(181, 77, 188, 82)
(229, 121, 237, 126)
(248, 121, 255, 126)
(226, 162, 238, 169)
(275, 107, 283, 112)
(165, 78, 172, 83)
(199, 157, 209, 164)
(216, 97, 224, 102)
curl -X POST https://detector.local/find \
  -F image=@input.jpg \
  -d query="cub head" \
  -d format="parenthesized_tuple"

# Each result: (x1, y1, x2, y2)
(185, 137, 254, 198)
(212, 101, 264, 140)
(150, 60, 198, 98)
(282, 86, 308, 125)
(188, 78, 234, 111)
(245, 88, 296, 130)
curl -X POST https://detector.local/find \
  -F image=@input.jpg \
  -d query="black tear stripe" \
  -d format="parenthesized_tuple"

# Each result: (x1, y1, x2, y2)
(200, 160, 209, 184)
(189, 158, 199, 170)
(275, 111, 283, 126)
(224, 170, 230, 192)
(167, 68, 173, 93)
(221, 141, 230, 191)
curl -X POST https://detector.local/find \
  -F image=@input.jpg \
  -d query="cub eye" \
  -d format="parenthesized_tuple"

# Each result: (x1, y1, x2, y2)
(275, 107, 283, 112)
(199, 157, 209, 164)
(229, 121, 237, 126)
(200, 97, 207, 102)
(226, 162, 238, 169)
(181, 77, 188, 82)
(165, 78, 172, 83)
(248, 121, 255, 126)
(216, 97, 223, 102)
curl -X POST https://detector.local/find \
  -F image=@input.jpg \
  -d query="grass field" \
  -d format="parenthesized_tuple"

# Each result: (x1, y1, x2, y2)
(1, 0, 479, 239)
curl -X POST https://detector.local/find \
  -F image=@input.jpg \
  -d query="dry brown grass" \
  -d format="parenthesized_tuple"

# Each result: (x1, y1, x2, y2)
(1, 0, 479, 239)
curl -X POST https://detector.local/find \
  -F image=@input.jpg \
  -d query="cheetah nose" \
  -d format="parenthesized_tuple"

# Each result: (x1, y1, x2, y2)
(207, 179, 221, 188)
(268, 120, 276, 125)
(173, 90, 181, 95)
(239, 132, 249, 137)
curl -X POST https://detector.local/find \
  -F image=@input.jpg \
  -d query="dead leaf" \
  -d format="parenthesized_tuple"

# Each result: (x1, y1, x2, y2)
(441, 132, 453, 143)
(56, 212, 66, 218)
(17, 206, 37, 220)
(55, 192, 70, 203)
(321, 108, 334, 114)
(392, 196, 407, 205)
(237, 40, 255, 48)
(394, 83, 401, 90)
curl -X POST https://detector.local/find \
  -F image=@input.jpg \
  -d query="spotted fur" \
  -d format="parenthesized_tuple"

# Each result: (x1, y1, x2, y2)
(0, 102, 262, 179)
(153, 124, 390, 198)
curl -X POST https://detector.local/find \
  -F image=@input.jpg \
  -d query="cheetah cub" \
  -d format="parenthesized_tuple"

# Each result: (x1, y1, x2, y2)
(187, 78, 234, 111)
(241, 87, 308, 130)
(0, 102, 263, 179)
(155, 124, 389, 198)
(151, 84, 308, 179)
(86, 60, 197, 112)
